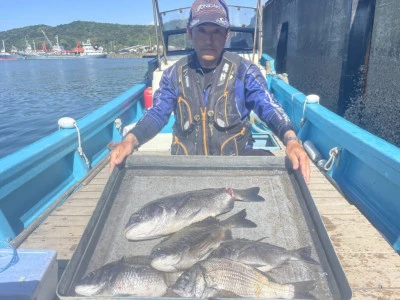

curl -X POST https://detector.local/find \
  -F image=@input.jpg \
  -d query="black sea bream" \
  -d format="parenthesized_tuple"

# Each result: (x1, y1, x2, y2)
(124, 187, 264, 240)
(171, 257, 315, 299)
(150, 209, 257, 272)
(74, 256, 168, 297)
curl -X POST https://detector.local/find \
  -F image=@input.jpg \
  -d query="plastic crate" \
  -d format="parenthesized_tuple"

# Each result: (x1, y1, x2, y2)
(0, 248, 57, 300)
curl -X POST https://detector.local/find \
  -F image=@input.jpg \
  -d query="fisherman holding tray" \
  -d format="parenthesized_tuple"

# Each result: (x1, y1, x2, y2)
(109, 0, 310, 184)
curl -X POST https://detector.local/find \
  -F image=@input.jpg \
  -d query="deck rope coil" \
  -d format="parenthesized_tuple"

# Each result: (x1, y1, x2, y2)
(0, 240, 19, 273)
(324, 147, 340, 171)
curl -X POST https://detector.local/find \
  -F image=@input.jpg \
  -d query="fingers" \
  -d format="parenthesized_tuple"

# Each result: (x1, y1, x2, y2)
(109, 148, 120, 173)
(108, 134, 138, 173)
(299, 153, 311, 184)
(286, 143, 310, 184)
(109, 144, 126, 173)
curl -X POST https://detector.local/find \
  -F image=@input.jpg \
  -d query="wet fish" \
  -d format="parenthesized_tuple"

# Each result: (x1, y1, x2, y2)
(209, 238, 319, 272)
(74, 256, 168, 297)
(151, 209, 257, 272)
(170, 257, 315, 299)
(124, 187, 264, 240)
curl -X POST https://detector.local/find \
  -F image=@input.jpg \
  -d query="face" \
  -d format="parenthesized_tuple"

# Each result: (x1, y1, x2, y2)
(188, 23, 230, 68)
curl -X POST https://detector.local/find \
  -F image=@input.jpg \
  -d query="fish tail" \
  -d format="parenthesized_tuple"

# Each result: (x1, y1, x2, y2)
(291, 246, 319, 265)
(231, 187, 265, 202)
(222, 209, 257, 228)
(292, 280, 316, 299)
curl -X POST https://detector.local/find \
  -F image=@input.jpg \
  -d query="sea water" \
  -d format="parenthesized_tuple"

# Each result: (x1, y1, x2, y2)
(0, 58, 150, 159)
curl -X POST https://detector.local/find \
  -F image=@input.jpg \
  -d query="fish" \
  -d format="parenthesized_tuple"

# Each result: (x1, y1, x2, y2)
(124, 187, 264, 240)
(209, 238, 319, 272)
(74, 256, 169, 297)
(170, 257, 315, 299)
(150, 209, 257, 272)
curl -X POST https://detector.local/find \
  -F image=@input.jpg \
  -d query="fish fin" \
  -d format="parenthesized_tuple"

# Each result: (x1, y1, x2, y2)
(291, 246, 320, 265)
(223, 229, 233, 241)
(231, 187, 265, 202)
(292, 280, 317, 299)
(221, 209, 257, 228)
(255, 265, 274, 273)
(200, 287, 220, 299)
(254, 236, 269, 242)
(182, 207, 203, 220)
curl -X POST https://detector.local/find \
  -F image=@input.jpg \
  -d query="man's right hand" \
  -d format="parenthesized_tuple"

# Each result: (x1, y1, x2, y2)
(109, 133, 139, 173)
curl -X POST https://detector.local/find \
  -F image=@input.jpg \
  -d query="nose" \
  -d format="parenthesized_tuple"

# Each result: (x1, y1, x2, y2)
(204, 32, 214, 44)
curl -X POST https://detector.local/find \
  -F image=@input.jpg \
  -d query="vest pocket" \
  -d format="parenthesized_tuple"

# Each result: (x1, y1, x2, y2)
(213, 92, 242, 130)
(171, 135, 189, 155)
(177, 97, 194, 132)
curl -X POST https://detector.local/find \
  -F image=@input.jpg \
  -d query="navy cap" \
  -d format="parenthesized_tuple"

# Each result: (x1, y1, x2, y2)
(189, 0, 230, 29)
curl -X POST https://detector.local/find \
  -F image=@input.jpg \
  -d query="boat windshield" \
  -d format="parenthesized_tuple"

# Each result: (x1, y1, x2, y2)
(160, 5, 257, 52)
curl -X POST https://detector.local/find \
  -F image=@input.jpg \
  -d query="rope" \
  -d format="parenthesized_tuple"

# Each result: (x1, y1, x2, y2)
(0, 240, 19, 273)
(114, 118, 122, 134)
(324, 147, 340, 171)
(300, 94, 320, 127)
(74, 123, 90, 169)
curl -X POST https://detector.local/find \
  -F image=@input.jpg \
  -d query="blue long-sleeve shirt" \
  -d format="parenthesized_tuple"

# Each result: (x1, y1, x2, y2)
(131, 54, 294, 147)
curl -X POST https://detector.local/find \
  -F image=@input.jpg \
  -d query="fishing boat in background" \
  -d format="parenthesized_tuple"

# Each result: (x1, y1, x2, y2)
(78, 39, 107, 58)
(19, 31, 107, 60)
(0, 0, 399, 299)
(0, 40, 20, 60)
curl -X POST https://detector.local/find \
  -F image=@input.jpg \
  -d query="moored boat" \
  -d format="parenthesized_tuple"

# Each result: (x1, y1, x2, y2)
(79, 39, 107, 58)
(1, 0, 400, 299)
(0, 40, 20, 60)
(19, 33, 107, 60)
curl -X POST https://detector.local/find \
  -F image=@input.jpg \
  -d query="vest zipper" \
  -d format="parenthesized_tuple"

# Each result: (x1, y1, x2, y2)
(199, 107, 208, 155)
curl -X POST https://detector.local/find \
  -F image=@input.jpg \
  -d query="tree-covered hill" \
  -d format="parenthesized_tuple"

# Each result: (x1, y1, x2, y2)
(0, 21, 155, 53)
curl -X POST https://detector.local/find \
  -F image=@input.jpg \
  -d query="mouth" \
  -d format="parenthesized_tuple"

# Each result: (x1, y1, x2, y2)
(202, 48, 216, 52)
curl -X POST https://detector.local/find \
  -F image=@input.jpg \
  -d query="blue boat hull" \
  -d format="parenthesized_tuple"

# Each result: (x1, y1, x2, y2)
(261, 53, 400, 253)
(0, 83, 146, 241)
(0, 54, 399, 255)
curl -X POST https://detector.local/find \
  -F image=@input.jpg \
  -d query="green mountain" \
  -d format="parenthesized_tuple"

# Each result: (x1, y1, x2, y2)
(0, 21, 155, 53)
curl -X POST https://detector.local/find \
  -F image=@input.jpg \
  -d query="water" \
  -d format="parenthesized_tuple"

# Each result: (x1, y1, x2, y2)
(0, 58, 151, 159)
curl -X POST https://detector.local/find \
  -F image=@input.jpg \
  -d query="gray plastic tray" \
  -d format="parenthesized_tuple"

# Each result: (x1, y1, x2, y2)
(57, 155, 351, 299)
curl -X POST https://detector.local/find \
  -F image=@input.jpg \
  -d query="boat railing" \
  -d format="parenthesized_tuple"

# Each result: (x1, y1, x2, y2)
(261, 53, 400, 253)
(0, 83, 147, 244)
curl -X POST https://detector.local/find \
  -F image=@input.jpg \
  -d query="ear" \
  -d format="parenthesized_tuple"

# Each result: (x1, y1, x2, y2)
(225, 29, 230, 42)
(187, 26, 193, 40)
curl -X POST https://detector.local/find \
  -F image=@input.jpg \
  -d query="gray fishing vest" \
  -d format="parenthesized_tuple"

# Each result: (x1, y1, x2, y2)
(171, 51, 251, 155)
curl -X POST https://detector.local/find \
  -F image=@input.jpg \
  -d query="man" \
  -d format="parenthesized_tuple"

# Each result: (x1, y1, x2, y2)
(110, 0, 310, 183)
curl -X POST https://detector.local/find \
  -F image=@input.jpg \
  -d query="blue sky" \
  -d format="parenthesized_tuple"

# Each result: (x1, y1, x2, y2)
(1, 0, 263, 32)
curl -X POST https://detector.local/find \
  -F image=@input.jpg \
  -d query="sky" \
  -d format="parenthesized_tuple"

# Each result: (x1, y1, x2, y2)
(1, 0, 264, 32)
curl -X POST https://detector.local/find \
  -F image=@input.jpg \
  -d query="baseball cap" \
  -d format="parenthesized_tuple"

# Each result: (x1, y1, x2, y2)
(189, 0, 230, 29)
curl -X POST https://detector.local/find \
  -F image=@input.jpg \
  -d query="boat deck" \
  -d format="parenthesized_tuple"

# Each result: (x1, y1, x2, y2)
(19, 137, 400, 299)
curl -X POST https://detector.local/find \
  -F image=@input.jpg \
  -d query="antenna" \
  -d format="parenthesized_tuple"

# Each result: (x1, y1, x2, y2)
(41, 30, 54, 50)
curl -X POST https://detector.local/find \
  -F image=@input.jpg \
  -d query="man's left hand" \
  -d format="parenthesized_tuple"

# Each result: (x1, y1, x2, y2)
(286, 140, 310, 184)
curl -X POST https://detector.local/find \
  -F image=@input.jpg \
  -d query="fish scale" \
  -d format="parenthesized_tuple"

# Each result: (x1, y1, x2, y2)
(204, 259, 294, 298)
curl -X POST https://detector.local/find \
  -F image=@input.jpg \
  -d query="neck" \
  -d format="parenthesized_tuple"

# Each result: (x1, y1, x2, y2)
(196, 53, 223, 69)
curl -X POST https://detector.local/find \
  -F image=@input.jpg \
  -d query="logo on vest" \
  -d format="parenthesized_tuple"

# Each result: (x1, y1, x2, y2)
(219, 63, 230, 86)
